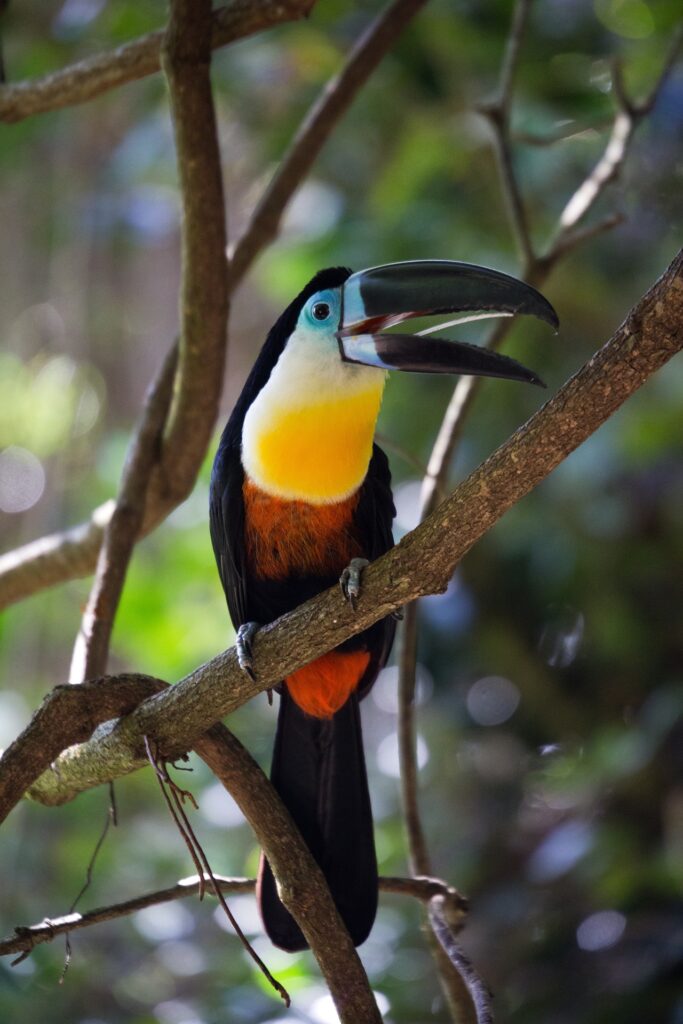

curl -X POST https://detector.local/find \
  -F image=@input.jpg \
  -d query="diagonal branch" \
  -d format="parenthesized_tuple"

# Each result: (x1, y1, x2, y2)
(1, 246, 679, 819)
(0, 0, 317, 123)
(69, 345, 178, 684)
(229, 0, 429, 288)
(552, 26, 683, 241)
(196, 725, 382, 1023)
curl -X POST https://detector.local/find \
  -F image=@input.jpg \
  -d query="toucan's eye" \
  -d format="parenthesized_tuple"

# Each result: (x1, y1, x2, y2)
(312, 301, 331, 322)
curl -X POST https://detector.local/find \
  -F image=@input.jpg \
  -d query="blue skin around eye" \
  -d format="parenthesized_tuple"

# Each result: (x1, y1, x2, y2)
(301, 289, 341, 330)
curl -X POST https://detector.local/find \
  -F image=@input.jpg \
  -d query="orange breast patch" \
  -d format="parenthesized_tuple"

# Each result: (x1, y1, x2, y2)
(243, 479, 363, 580)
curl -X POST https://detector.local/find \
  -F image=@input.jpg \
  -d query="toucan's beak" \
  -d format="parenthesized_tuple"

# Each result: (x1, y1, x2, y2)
(336, 260, 558, 387)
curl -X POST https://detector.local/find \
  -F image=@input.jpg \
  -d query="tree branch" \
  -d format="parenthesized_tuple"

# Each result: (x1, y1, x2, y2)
(478, 0, 534, 271)
(229, 0, 429, 288)
(69, 345, 178, 684)
(0, 0, 316, 123)
(553, 26, 683, 240)
(429, 897, 494, 1024)
(158, 0, 228, 498)
(2, 246, 679, 818)
(196, 724, 383, 1023)
(0, 874, 465, 958)
(0, 0, 426, 613)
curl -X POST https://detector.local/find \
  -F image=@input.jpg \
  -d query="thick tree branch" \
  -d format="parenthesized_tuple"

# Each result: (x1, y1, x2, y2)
(2, 247, 680, 817)
(0, 0, 316, 123)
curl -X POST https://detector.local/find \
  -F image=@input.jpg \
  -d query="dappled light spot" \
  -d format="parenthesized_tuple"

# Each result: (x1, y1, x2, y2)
(309, 990, 390, 1023)
(0, 691, 31, 747)
(0, 446, 45, 513)
(466, 675, 520, 726)
(576, 909, 627, 951)
(198, 781, 246, 828)
(282, 181, 343, 240)
(376, 730, 429, 778)
(528, 820, 593, 882)
(539, 605, 585, 668)
(213, 896, 262, 939)
(371, 663, 433, 713)
(133, 901, 195, 942)
(156, 941, 207, 977)
(153, 999, 205, 1024)
(393, 478, 422, 533)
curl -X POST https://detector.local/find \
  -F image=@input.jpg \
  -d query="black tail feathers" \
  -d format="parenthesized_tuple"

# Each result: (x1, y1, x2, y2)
(256, 688, 377, 951)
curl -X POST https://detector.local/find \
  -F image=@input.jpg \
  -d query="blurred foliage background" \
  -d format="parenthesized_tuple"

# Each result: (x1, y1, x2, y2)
(1, 0, 682, 1022)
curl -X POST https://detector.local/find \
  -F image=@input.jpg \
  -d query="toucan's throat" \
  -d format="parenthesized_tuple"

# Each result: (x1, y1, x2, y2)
(241, 385, 385, 503)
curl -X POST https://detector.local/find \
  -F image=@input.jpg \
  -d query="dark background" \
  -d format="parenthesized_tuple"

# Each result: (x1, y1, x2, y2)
(1, 1, 682, 1022)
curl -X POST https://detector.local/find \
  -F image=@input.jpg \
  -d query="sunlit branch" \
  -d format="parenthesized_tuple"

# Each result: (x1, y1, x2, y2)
(0, 0, 316, 123)
(0, 874, 466, 959)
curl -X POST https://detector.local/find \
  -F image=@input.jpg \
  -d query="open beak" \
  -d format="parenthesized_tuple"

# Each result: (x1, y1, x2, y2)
(337, 260, 558, 387)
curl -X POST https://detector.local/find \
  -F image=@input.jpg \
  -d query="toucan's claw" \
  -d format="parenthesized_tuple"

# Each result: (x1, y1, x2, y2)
(236, 621, 260, 680)
(340, 558, 370, 611)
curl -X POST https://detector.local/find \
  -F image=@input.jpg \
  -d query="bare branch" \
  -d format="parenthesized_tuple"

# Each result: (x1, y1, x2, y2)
(0, 0, 426, 613)
(3, 247, 680, 817)
(0, 0, 316, 123)
(0, 675, 164, 824)
(0, 874, 465, 959)
(553, 27, 682, 239)
(0, 875, 254, 959)
(196, 725, 383, 1023)
(0, 504, 114, 611)
(70, 345, 178, 684)
(229, 0, 429, 288)
(478, 0, 535, 270)
(158, 0, 228, 496)
(429, 896, 494, 1024)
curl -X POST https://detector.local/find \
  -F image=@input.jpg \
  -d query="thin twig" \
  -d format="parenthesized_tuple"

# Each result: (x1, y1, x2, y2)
(229, 0, 429, 288)
(477, 0, 535, 271)
(551, 27, 683, 240)
(0, 0, 316, 123)
(144, 737, 290, 1007)
(429, 897, 494, 1024)
(0, 874, 465, 959)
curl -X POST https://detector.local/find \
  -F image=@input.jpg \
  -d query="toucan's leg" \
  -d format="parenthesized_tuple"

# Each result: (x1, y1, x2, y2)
(339, 557, 369, 610)
(236, 621, 260, 680)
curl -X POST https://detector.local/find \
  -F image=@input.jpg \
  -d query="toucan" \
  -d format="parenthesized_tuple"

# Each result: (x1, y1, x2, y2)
(209, 260, 558, 951)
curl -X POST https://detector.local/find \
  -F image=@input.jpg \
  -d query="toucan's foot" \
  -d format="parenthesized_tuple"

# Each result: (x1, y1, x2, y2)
(236, 621, 260, 681)
(339, 558, 369, 611)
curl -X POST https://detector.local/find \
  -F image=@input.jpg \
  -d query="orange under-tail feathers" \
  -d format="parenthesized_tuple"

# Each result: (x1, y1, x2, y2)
(286, 650, 371, 718)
